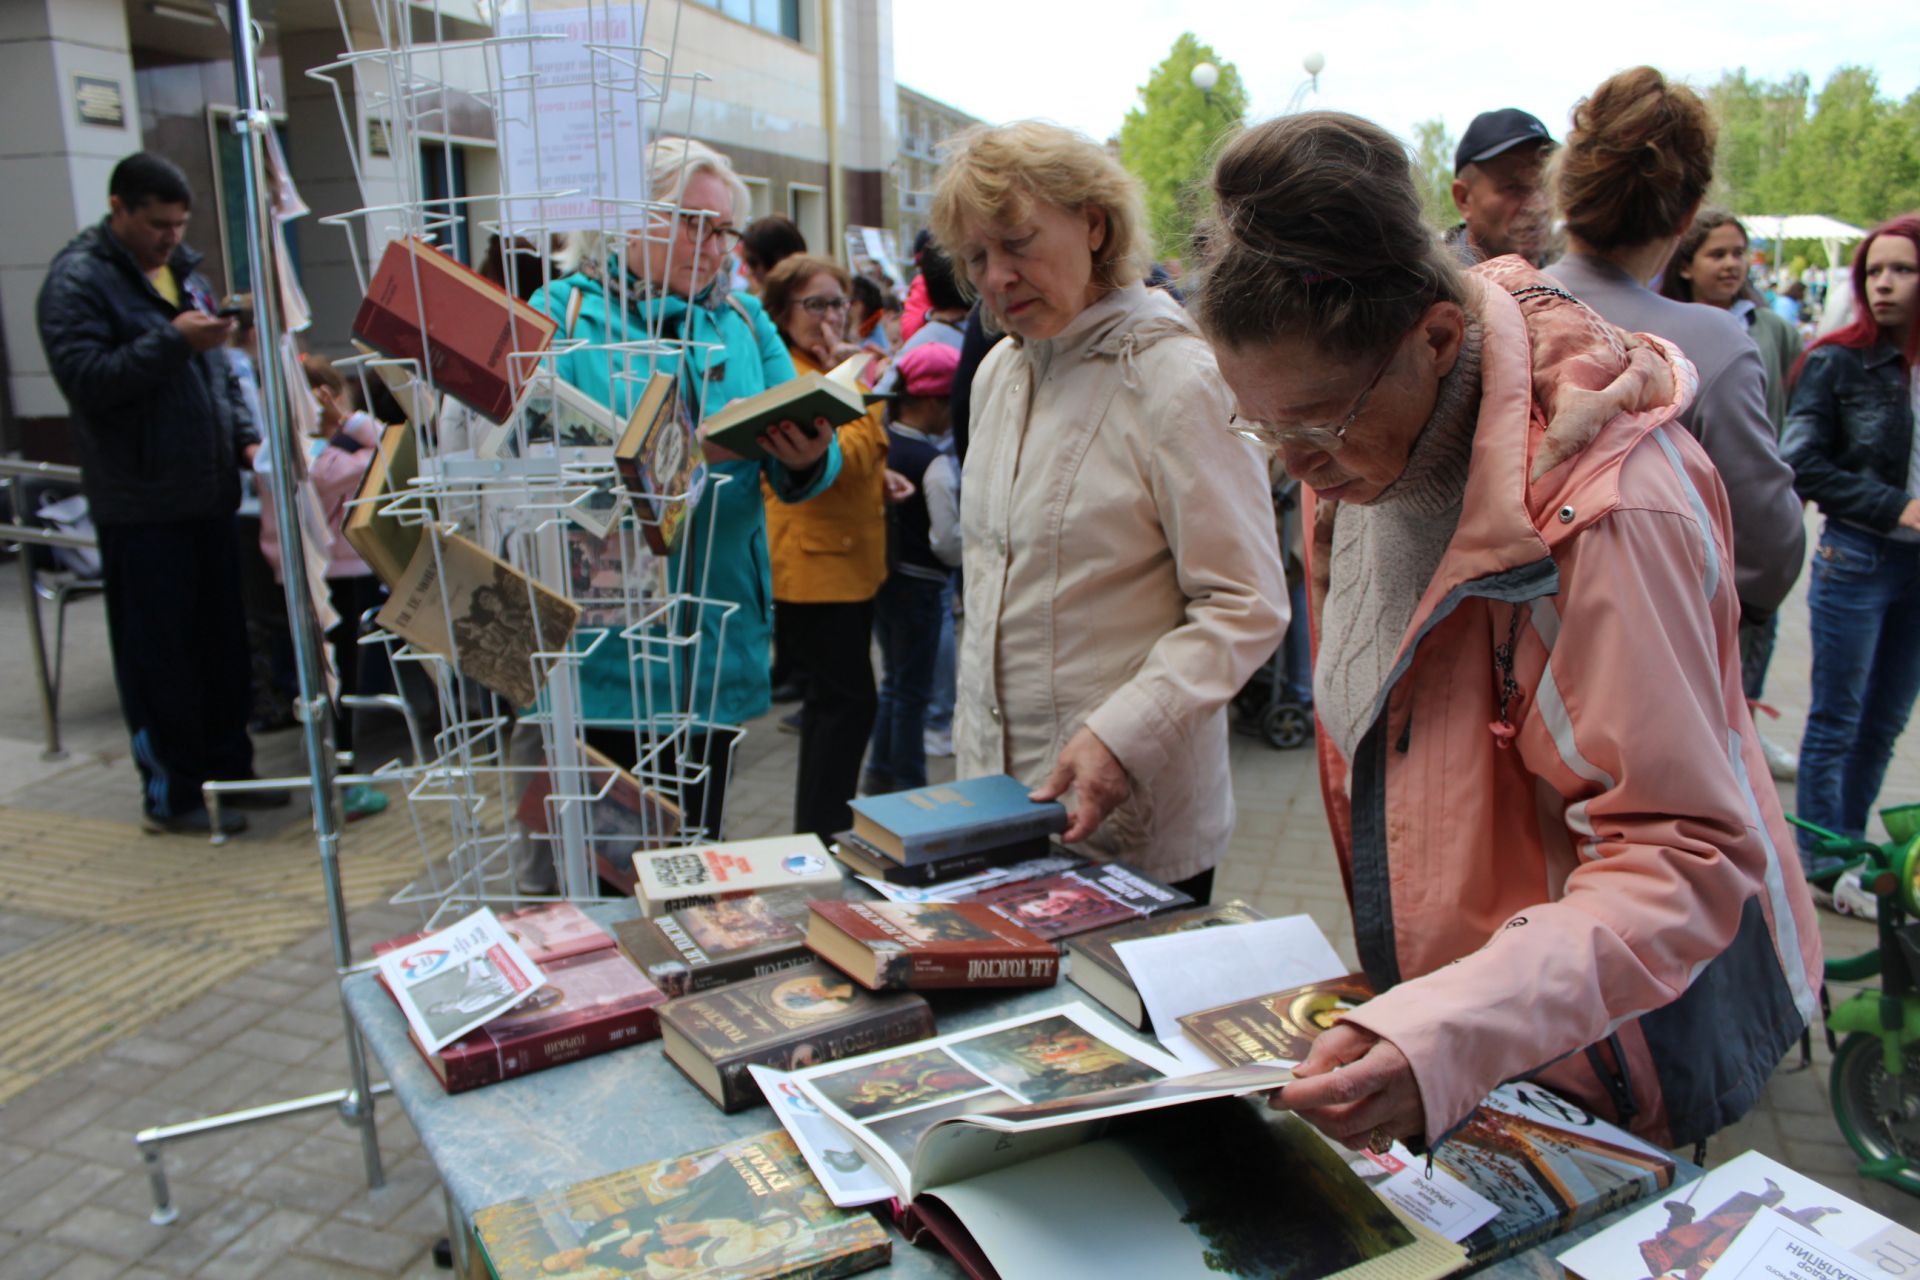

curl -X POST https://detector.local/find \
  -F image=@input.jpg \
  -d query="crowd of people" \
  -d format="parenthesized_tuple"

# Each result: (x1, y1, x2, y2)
(33, 59, 1920, 1157)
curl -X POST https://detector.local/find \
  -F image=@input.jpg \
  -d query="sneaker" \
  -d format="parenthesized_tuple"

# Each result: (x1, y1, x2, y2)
(923, 727, 952, 758)
(778, 711, 802, 735)
(1830, 869, 1879, 920)
(342, 784, 388, 821)
(143, 807, 248, 836)
(1759, 734, 1798, 782)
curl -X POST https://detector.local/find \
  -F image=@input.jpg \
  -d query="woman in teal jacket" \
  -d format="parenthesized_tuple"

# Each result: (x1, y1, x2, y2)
(529, 138, 838, 837)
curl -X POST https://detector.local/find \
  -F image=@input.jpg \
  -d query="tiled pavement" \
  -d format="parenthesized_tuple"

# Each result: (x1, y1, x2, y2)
(0, 509, 1915, 1278)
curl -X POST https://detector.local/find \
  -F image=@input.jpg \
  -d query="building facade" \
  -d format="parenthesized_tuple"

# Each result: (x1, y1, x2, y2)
(893, 84, 979, 251)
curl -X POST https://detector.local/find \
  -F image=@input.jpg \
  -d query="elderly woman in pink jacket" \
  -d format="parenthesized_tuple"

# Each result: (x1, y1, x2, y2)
(1197, 111, 1822, 1153)
(930, 121, 1289, 901)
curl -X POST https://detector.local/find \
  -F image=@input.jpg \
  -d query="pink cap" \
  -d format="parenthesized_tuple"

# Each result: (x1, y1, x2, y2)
(893, 342, 960, 398)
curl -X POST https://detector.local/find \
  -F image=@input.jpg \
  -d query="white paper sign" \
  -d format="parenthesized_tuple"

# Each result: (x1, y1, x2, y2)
(1113, 915, 1347, 1069)
(1345, 1141, 1501, 1243)
(495, 3, 652, 233)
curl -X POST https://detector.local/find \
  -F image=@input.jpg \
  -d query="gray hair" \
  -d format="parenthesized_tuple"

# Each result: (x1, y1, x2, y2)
(554, 137, 751, 278)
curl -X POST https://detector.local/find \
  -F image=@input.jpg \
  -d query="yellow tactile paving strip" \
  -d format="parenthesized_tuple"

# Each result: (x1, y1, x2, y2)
(0, 803, 424, 1104)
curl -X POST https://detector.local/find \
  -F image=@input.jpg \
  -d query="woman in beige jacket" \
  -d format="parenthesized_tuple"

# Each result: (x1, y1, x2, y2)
(930, 121, 1289, 895)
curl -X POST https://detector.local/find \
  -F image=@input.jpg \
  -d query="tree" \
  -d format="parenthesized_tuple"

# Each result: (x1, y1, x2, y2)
(1117, 33, 1248, 261)
(1410, 118, 1458, 233)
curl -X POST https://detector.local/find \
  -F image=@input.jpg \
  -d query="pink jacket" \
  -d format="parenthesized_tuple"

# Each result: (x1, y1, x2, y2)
(1308, 264, 1823, 1148)
(258, 412, 383, 580)
(899, 271, 931, 343)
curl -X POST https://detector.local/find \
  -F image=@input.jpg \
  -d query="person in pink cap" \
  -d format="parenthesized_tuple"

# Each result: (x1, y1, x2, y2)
(863, 342, 965, 793)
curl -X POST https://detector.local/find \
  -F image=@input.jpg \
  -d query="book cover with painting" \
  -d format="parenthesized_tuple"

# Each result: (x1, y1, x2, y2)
(516, 740, 683, 893)
(612, 890, 831, 998)
(614, 372, 706, 555)
(966, 863, 1192, 942)
(1179, 973, 1378, 1066)
(805, 900, 1059, 991)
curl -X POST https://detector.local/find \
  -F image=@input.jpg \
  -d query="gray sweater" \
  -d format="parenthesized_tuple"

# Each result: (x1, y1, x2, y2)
(1546, 254, 1805, 613)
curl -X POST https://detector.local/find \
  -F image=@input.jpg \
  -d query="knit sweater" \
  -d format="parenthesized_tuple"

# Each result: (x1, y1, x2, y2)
(1316, 318, 1486, 760)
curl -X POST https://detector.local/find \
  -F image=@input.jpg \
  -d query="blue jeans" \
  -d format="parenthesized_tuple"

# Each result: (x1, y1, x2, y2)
(925, 577, 957, 735)
(868, 573, 947, 791)
(1796, 522, 1920, 873)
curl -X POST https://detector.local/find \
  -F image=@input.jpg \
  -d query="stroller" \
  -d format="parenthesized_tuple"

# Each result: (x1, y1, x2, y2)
(1233, 474, 1313, 750)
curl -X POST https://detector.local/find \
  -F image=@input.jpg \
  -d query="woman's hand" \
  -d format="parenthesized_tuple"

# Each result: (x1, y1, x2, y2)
(1273, 1023, 1424, 1152)
(759, 416, 832, 471)
(1900, 499, 1920, 532)
(883, 468, 916, 505)
(1030, 727, 1129, 843)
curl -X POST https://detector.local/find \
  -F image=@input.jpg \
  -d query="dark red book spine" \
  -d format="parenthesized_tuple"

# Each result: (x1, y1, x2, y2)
(899, 948, 1060, 989)
(436, 1003, 663, 1093)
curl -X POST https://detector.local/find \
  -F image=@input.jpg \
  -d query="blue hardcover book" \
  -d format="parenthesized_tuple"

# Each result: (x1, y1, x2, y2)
(848, 775, 1069, 866)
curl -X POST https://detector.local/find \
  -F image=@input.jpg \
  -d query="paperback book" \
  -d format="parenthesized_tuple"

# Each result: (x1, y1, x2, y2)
(633, 835, 845, 917)
(341, 419, 420, 588)
(806, 900, 1059, 991)
(374, 907, 545, 1054)
(965, 862, 1192, 942)
(471, 1129, 891, 1280)
(847, 775, 1068, 866)
(614, 371, 706, 555)
(659, 961, 935, 1111)
(1066, 899, 1268, 1030)
(611, 889, 821, 998)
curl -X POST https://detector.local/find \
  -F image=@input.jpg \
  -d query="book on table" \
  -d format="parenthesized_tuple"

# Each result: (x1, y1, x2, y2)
(611, 888, 824, 998)
(471, 1128, 891, 1280)
(351, 235, 555, 423)
(964, 862, 1193, 941)
(631, 834, 846, 917)
(658, 960, 935, 1112)
(828, 828, 1063, 888)
(613, 371, 706, 555)
(764, 1000, 1465, 1280)
(1066, 899, 1268, 1029)
(372, 907, 546, 1055)
(374, 531, 580, 708)
(847, 774, 1069, 867)
(696, 354, 874, 462)
(516, 739, 683, 894)
(341, 418, 421, 589)
(806, 900, 1059, 991)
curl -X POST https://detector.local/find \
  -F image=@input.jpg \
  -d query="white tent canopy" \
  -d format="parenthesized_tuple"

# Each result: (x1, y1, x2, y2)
(1738, 214, 1869, 267)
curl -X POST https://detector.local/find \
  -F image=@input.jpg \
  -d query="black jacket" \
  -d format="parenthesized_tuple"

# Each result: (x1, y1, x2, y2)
(1781, 340, 1915, 533)
(35, 220, 258, 525)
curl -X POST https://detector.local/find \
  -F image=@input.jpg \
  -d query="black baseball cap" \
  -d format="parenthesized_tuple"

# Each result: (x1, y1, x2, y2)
(1454, 109, 1554, 175)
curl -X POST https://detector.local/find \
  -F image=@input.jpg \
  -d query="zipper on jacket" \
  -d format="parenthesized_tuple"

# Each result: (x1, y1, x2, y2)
(1582, 1034, 1638, 1128)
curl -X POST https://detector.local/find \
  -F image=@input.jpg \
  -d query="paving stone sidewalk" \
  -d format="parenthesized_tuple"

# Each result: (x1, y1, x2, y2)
(0, 510, 1915, 1278)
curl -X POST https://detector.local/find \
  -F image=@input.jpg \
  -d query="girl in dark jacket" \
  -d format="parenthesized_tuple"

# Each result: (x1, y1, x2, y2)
(1780, 213, 1920, 878)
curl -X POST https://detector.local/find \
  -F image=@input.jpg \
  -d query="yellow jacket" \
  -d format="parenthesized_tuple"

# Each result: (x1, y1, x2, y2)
(764, 347, 890, 603)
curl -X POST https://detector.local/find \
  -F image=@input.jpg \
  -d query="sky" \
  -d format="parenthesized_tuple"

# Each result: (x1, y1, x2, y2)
(892, 0, 1920, 150)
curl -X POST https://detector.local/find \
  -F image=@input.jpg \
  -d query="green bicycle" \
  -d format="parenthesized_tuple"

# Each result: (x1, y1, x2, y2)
(1792, 801, 1920, 1198)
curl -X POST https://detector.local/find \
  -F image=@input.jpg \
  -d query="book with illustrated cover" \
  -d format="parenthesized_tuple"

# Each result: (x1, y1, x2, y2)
(966, 863, 1192, 942)
(659, 961, 935, 1111)
(611, 891, 824, 998)
(375, 532, 579, 708)
(477, 372, 622, 460)
(829, 829, 1059, 887)
(352, 236, 555, 423)
(1559, 1148, 1920, 1280)
(1178, 973, 1378, 1066)
(375, 901, 612, 967)
(847, 775, 1068, 866)
(633, 835, 845, 917)
(696, 355, 873, 462)
(373, 907, 545, 1054)
(1065, 900, 1268, 1029)
(341, 419, 420, 589)
(614, 372, 706, 555)
(805, 901, 1059, 991)
(566, 525, 656, 630)
(471, 1129, 891, 1280)
(516, 739, 683, 892)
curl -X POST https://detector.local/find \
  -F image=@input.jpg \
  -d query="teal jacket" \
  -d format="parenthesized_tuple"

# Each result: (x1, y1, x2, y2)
(528, 271, 839, 728)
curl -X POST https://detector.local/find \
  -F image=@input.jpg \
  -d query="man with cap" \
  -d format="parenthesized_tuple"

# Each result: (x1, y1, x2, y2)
(862, 343, 963, 795)
(1445, 108, 1556, 267)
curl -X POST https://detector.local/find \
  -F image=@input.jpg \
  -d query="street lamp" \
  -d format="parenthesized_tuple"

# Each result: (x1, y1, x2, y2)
(1191, 61, 1220, 106)
(1288, 53, 1326, 113)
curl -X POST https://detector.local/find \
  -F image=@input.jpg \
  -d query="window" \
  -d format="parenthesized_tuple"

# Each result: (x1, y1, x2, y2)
(788, 184, 826, 256)
(691, 0, 800, 41)
(739, 176, 773, 220)
(420, 140, 472, 266)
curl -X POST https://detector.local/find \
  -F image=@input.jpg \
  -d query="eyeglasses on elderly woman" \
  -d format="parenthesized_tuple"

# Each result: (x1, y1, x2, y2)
(1226, 337, 1401, 453)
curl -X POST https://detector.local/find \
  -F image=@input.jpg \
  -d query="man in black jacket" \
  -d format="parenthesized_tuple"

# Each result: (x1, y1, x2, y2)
(36, 152, 271, 834)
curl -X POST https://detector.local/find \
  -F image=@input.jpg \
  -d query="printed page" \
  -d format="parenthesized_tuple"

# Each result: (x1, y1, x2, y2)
(1697, 1209, 1880, 1280)
(1115, 915, 1348, 1068)
(749, 1065, 895, 1208)
(375, 907, 546, 1053)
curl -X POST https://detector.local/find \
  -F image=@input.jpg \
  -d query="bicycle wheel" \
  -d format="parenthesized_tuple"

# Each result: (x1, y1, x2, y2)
(1829, 1032, 1920, 1165)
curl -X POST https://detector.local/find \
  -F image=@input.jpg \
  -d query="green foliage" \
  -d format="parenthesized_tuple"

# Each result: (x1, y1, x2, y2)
(1117, 33, 1248, 260)
(1411, 117, 1459, 233)
(1705, 66, 1920, 231)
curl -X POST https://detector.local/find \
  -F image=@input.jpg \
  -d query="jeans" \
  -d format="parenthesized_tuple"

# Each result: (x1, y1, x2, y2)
(867, 573, 946, 791)
(1795, 522, 1920, 873)
(926, 578, 957, 735)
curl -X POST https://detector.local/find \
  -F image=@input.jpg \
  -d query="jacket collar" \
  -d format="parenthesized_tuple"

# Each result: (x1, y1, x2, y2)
(90, 216, 203, 277)
(1017, 281, 1195, 373)
(1861, 339, 1905, 371)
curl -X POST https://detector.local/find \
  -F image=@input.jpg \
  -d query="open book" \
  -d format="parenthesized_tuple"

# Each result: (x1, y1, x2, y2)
(697, 354, 877, 461)
(764, 1001, 1467, 1280)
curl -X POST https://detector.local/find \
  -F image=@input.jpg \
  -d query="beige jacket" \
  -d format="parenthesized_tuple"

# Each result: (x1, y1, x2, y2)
(956, 283, 1290, 883)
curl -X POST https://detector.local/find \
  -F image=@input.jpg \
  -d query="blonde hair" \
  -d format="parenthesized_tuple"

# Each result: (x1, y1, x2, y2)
(930, 120, 1149, 297)
(555, 137, 751, 278)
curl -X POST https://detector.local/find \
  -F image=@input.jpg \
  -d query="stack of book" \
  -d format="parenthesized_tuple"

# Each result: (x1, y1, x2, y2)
(835, 774, 1069, 887)
(628, 833, 848, 917)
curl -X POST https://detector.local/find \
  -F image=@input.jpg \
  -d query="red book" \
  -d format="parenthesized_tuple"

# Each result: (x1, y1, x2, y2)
(351, 237, 556, 422)
(372, 902, 610, 966)
(805, 900, 1059, 991)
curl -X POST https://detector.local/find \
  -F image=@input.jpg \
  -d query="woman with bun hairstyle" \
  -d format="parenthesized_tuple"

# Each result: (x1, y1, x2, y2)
(1196, 109, 1819, 1152)
(1546, 68, 1805, 627)
(1779, 214, 1920, 880)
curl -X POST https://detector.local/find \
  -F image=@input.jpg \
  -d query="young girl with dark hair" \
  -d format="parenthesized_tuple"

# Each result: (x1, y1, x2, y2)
(1780, 214, 1920, 880)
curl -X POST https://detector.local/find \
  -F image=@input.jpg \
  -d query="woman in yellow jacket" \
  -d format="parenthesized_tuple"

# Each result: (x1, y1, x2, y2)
(761, 255, 894, 836)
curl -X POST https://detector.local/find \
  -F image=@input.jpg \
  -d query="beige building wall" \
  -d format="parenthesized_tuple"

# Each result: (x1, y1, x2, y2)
(894, 84, 979, 250)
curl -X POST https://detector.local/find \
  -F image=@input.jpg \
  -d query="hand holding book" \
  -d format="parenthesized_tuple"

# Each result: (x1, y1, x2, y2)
(1278, 1021, 1424, 1154)
(1031, 726, 1130, 843)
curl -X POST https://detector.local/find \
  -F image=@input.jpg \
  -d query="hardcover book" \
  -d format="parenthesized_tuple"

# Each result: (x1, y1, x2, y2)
(477, 371, 622, 460)
(471, 1129, 891, 1280)
(374, 532, 580, 708)
(829, 829, 1057, 886)
(847, 775, 1069, 866)
(696, 356, 871, 462)
(966, 863, 1192, 942)
(613, 372, 706, 555)
(375, 901, 613, 967)
(806, 900, 1059, 991)
(516, 739, 683, 893)
(351, 236, 555, 423)
(659, 961, 935, 1111)
(611, 890, 821, 998)
(633, 835, 845, 917)
(341, 419, 420, 588)
(1178, 973, 1378, 1066)
(1065, 900, 1268, 1029)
